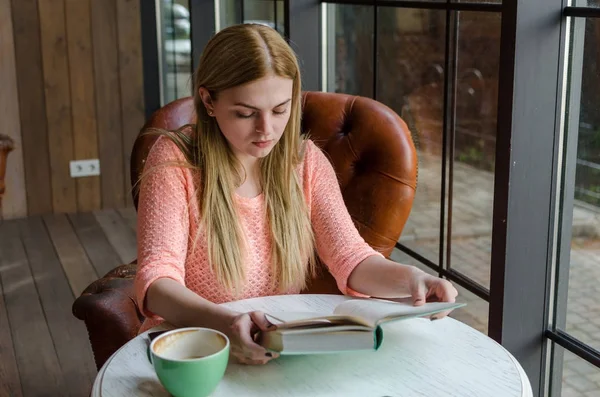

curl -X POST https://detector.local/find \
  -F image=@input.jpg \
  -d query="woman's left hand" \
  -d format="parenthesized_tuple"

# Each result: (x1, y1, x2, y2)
(409, 269, 458, 320)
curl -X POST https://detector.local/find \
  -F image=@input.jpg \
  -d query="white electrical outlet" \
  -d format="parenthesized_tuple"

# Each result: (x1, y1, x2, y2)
(70, 159, 101, 178)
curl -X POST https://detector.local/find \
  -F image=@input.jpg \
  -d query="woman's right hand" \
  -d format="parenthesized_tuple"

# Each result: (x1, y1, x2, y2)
(226, 311, 280, 365)
(145, 279, 279, 364)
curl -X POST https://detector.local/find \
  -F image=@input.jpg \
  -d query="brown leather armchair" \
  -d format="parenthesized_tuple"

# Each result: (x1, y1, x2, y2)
(72, 91, 417, 370)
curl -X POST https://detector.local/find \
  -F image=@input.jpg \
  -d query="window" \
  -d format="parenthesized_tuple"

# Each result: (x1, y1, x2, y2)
(548, 11, 600, 396)
(157, 0, 192, 104)
(217, 0, 285, 34)
(324, 2, 501, 336)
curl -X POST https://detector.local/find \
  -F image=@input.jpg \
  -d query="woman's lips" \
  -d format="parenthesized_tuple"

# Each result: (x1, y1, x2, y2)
(252, 140, 273, 148)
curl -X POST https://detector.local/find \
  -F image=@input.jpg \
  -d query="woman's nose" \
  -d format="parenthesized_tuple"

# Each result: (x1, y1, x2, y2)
(255, 114, 272, 134)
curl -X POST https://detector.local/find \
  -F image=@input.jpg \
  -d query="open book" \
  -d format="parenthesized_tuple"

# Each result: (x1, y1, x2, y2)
(258, 298, 466, 355)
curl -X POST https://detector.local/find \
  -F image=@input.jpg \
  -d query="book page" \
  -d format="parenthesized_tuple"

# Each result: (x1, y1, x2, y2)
(273, 324, 374, 335)
(265, 311, 372, 330)
(333, 298, 466, 326)
(265, 312, 330, 325)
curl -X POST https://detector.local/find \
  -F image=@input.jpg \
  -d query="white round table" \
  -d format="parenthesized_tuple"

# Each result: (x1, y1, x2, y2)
(92, 294, 533, 397)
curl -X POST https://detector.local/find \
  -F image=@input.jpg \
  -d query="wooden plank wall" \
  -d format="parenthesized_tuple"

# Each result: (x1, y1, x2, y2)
(1, 0, 145, 220)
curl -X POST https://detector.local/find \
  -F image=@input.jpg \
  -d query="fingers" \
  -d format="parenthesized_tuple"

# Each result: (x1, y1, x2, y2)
(437, 280, 458, 303)
(412, 280, 427, 306)
(236, 355, 272, 365)
(229, 312, 279, 365)
(232, 342, 277, 365)
(423, 277, 458, 303)
(249, 311, 276, 332)
(431, 308, 454, 320)
(231, 344, 279, 364)
(425, 289, 440, 302)
(429, 280, 459, 320)
(236, 317, 270, 356)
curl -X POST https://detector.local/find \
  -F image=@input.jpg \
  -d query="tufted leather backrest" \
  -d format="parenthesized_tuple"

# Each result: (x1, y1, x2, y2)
(130, 91, 417, 258)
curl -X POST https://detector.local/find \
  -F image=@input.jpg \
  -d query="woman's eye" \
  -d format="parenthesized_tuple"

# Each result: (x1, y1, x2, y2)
(273, 108, 288, 115)
(236, 112, 254, 118)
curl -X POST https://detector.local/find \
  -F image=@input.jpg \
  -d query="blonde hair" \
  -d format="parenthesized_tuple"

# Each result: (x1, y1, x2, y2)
(151, 24, 316, 294)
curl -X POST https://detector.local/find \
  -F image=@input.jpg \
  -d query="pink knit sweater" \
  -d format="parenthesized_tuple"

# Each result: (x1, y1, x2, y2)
(134, 129, 382, 333)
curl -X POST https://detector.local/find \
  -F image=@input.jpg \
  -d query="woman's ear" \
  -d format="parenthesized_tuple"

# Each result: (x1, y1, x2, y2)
(198, 87, 215, 115)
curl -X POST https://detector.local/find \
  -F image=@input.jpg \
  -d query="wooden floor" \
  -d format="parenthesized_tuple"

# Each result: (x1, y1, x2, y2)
(0, 208, 138, 397)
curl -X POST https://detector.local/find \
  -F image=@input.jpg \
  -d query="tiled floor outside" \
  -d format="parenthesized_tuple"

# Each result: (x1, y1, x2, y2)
(392, 152, 600, 396)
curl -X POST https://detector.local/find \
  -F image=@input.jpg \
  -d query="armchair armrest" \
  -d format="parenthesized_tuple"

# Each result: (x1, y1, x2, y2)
(72, 264, 143, 370)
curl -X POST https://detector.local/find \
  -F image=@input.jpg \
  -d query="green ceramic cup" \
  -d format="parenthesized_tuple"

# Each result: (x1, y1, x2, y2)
(149, 327, 230, 397)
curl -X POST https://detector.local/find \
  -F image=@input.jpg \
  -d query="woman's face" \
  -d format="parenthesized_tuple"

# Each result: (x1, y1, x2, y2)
(200, 75, 294, 167)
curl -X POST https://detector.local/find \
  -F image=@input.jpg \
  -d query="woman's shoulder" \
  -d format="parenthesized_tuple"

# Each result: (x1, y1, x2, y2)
(298, 138, 337, 185)
(146, 125, 196, 165)
(301, 138, 333, 170)
(301, 138, 323, 162)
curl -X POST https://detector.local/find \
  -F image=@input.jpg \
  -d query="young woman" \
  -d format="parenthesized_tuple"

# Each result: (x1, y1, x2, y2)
(134, 23, 458, 365)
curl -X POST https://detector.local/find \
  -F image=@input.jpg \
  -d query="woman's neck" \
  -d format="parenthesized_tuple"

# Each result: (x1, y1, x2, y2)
(235, 160, 262, 198)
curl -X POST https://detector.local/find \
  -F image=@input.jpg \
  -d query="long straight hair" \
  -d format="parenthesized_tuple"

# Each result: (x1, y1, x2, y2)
(154, 24, 316, 294)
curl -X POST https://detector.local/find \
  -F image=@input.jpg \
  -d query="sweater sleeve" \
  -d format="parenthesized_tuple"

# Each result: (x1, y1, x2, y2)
(134, 136, 191, 319)
(305, 141, 384, 296)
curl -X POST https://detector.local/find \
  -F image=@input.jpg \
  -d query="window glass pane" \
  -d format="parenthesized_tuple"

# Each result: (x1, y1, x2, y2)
(276, 0, 284, 33)
(325, 4, 374, 97)
(566, 237, 600, 351)
(158, 0, 192, 104)
(218, 0, 242, 29)
(218, 0, 285, 34)
(573, 1, 600, 6)
(449, 11, 501, 289)
(243, 0, 285, 35)
(396, 0, 445, 2)
(377, 7, 445, 264)
(390, 248, 489, 334)
(557, 17, 600, 354)
(553, 345, 600, 397)
(453, 0, 500, 3)
(243, 0, 274, 23)
(326, 7, 493, 332)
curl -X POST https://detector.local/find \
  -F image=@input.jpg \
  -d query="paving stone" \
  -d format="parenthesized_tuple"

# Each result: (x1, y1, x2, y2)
(583, 391, 600, 397)
(570, 377, 599, 393)
(560, 385, 582, 397)
(563, 367, 577, 377)
(568, 313, 588, 325)
(576, 323, 600, 334)
(585, 372, 600, 384)
(567, 360, 599, 376)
